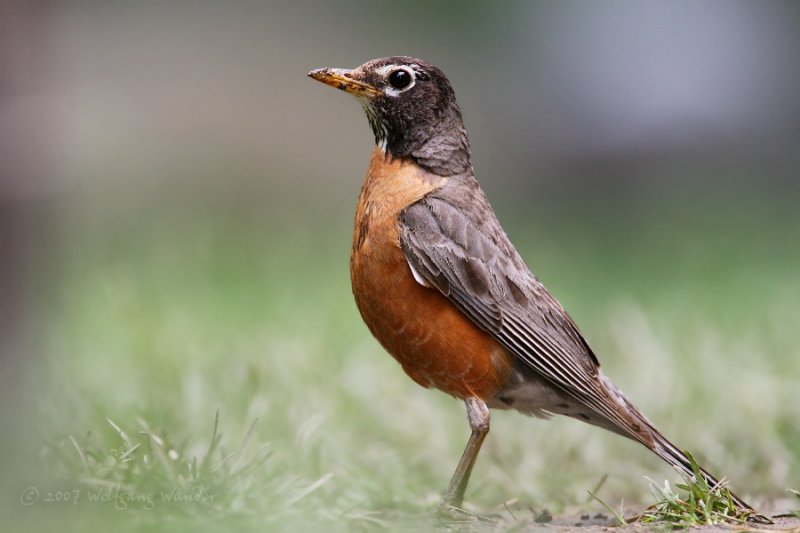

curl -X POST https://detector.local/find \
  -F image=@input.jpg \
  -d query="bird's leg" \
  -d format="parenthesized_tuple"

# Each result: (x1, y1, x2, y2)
(441, 397, 490, 510)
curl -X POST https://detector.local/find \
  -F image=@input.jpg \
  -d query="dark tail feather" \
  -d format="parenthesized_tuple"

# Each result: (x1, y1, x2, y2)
(647, 426, 772, 524)
(589, 375, 769, 522)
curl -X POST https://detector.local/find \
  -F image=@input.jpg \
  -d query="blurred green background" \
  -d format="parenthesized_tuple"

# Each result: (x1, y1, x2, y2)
(2, 1, 799, 531)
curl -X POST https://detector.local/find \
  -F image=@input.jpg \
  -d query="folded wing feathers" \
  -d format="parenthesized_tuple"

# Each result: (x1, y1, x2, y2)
(399, 196, 648, 442)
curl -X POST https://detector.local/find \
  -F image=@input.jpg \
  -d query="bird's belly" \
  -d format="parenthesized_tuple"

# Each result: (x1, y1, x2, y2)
(351, 244, 513, 401)
(489, 368, 578, 417)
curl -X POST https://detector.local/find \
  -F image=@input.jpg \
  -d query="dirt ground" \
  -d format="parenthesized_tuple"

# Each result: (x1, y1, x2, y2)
(465, 501, 800, 532)
(537, 515, 800, 532)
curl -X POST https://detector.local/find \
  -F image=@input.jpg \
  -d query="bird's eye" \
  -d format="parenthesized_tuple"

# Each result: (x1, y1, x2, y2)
(388, 69, 413, 90)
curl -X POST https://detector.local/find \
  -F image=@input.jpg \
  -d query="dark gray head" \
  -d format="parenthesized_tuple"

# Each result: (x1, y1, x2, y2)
(309, 56, 471, 176)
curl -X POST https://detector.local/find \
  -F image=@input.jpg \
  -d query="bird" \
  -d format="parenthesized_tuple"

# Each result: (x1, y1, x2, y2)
(307, 56, 765, 520)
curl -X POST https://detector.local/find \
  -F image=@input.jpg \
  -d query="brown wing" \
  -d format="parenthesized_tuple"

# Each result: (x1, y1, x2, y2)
(399, 181, 765, 516)
(398, 179, 640, 436)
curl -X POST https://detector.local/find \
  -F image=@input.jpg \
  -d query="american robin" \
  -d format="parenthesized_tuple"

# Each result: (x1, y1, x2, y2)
(308, 56, 764, 519)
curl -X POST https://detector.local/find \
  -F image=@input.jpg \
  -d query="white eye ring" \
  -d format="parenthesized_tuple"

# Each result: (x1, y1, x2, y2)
(384, 67, 415, 96)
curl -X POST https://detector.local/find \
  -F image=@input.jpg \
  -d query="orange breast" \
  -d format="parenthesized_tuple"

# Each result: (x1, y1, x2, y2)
(350, 148, 512, 400)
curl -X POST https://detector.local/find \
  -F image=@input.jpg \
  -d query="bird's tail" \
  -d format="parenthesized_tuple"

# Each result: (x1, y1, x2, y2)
(592, 372, 768, 522)
(642, 421, 771, 524)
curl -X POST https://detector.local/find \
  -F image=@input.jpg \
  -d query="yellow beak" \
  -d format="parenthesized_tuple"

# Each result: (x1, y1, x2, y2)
(308, 68, 382, 98)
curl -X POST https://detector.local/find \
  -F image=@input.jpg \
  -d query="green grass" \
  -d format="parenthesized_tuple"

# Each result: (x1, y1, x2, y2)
(640, 453, 758, 526)
(5, 192, 800, 531)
